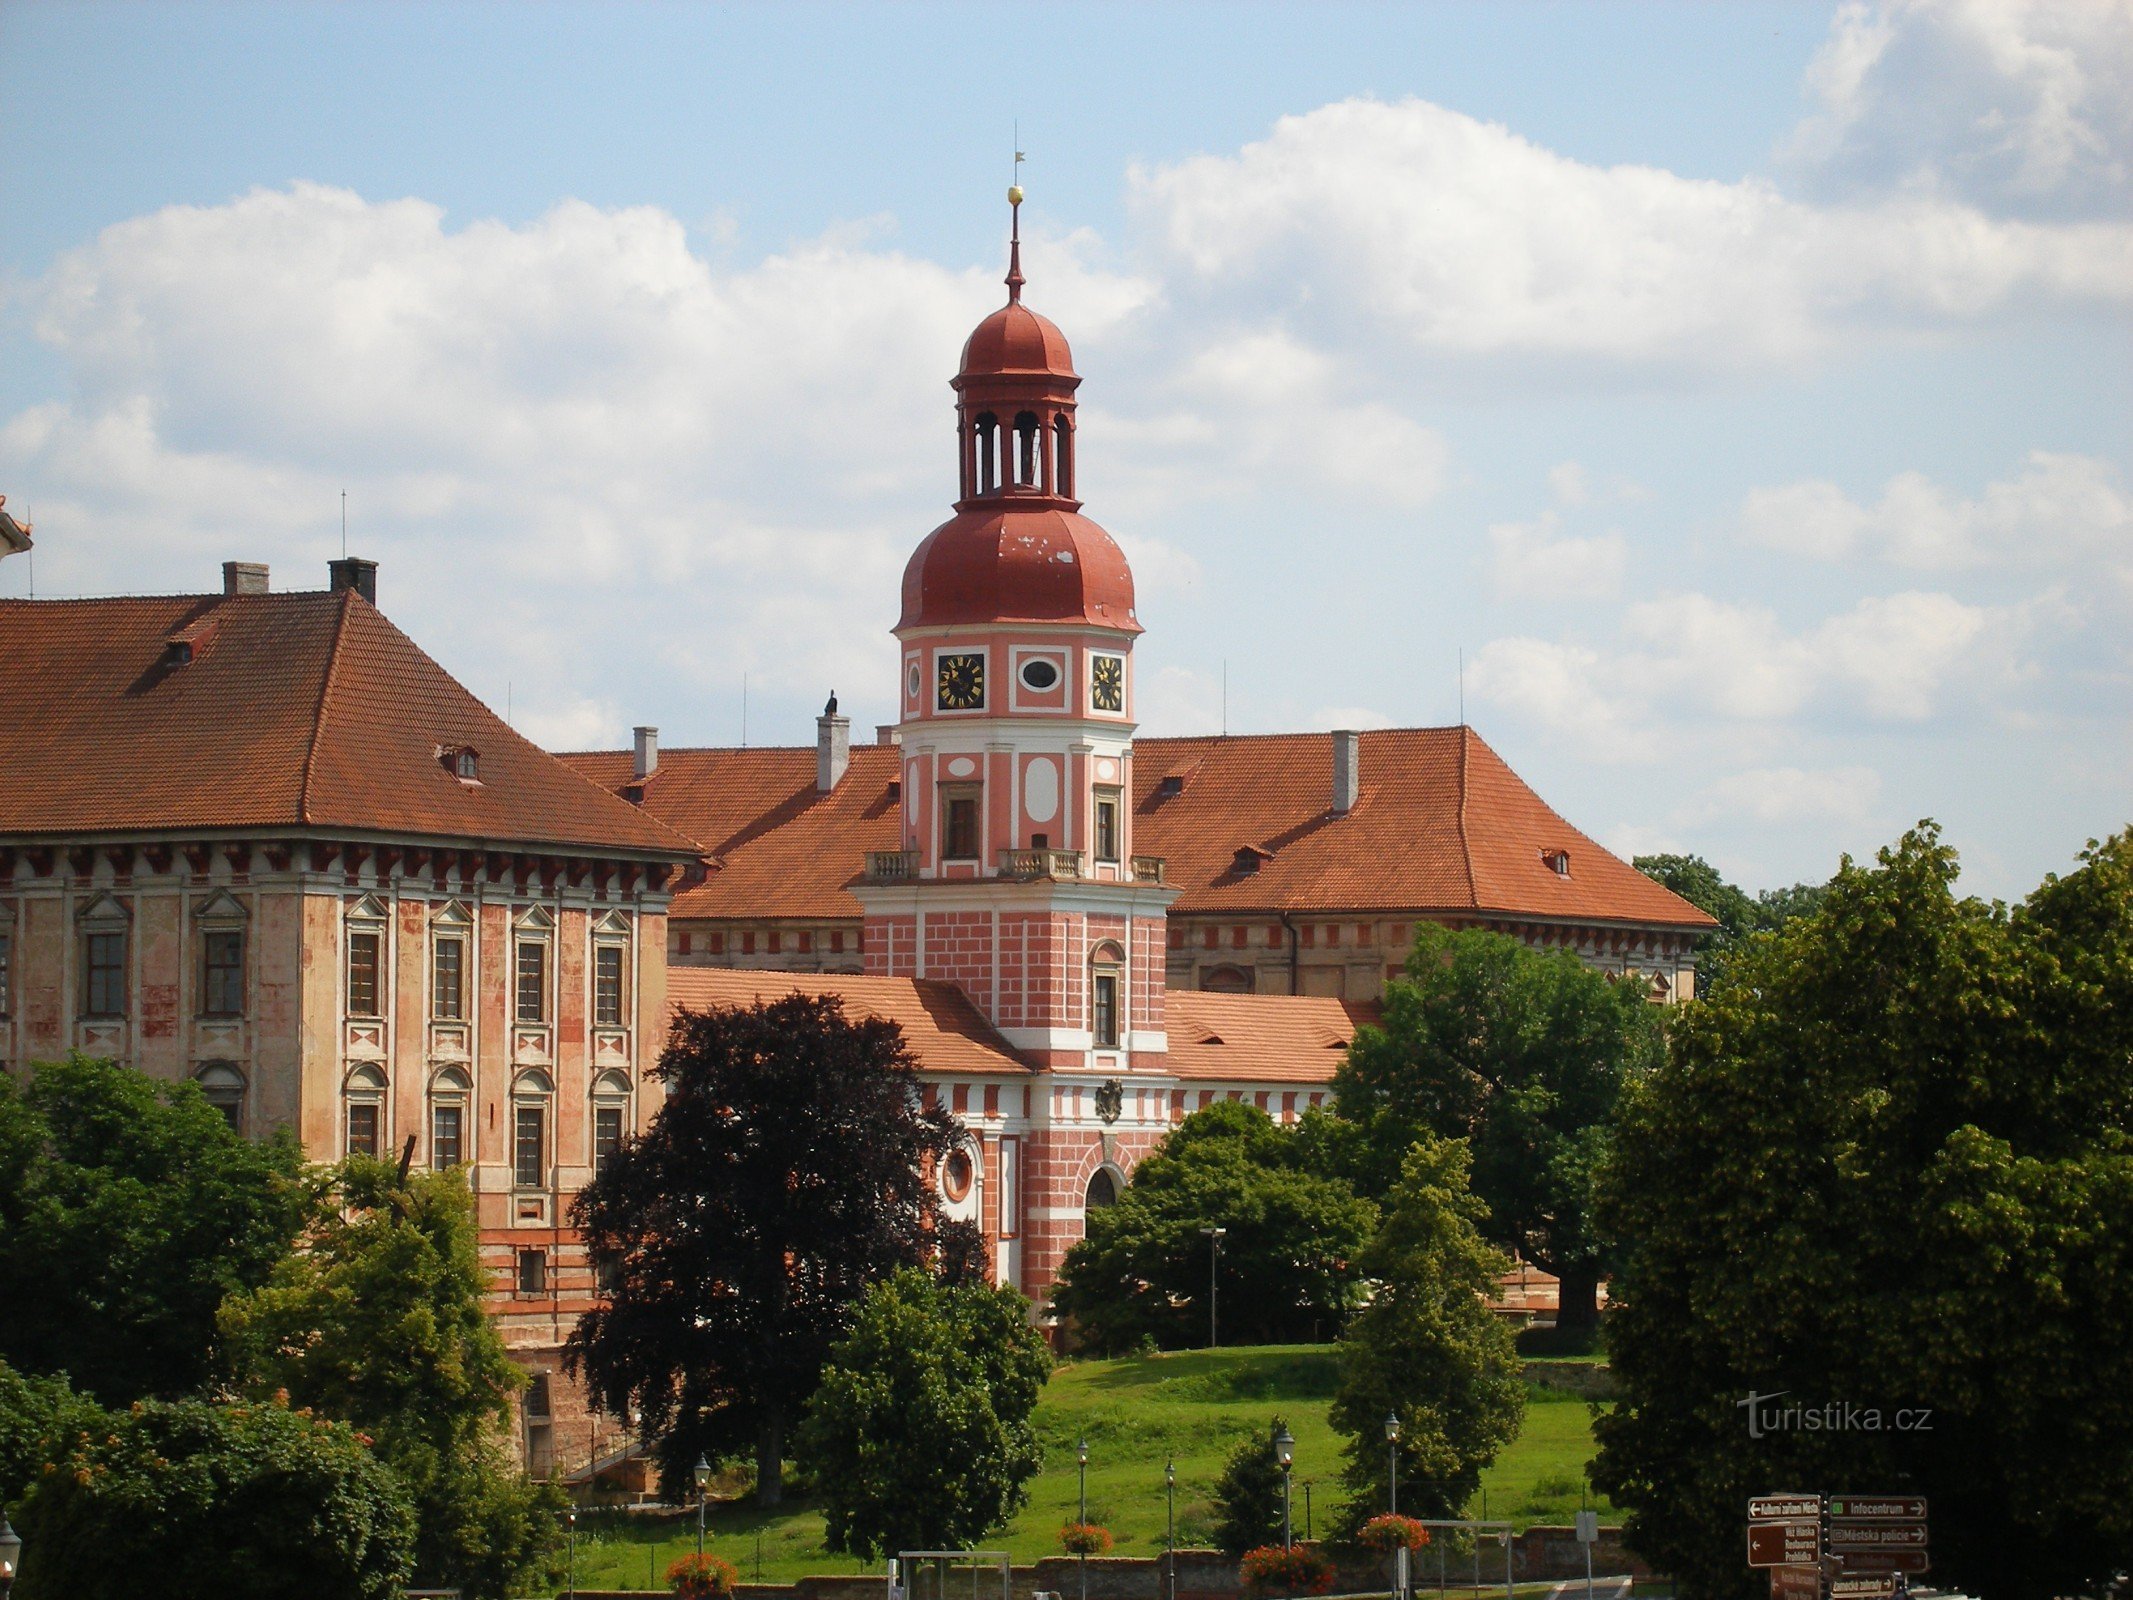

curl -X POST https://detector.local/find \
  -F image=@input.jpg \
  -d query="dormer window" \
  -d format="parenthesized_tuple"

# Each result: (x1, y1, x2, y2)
(1542, 848, 1571, 877)
(1231, 844, 1273, 876)
(1155, 775, 1186, 801)
(439, 745, 480, 783)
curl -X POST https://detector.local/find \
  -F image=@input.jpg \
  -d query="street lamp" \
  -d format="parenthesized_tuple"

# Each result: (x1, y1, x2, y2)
(1302, 1481, 1313, 1543)
(1201, 1226, 1226, 1348)
(693, 1452, 711, 1559)
(1076, 1437, 1091, 1600)
(566, 1507, 577, 1599)
(1383, 1411, 1400, 1517)
(1272, 1424, 1294, 1551)
(0, 1511, 20, 1600)
(1164, 1459, 1177, 1600)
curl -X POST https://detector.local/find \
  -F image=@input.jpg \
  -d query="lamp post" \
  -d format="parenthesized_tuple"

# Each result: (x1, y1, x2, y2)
(693, 1452, 711, 1559)
(566, 1506, 577, 1599)
(1164, 1459, 1176, 1600)
(0, 1510, 20, 1600)
(1201, 1226, 1226, 1348)
(1383, 1411, 1400, 1516)
(1273, 1424, 1294, 1551)
(1302, 1481, 1313, 1543)
(1076, 1436, 1090, 1600)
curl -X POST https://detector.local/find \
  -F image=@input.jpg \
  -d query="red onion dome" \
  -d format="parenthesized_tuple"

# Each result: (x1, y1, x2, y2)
(899, 506, 1139, 633)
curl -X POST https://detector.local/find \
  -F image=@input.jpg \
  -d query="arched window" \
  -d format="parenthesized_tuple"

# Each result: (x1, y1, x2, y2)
(1013, 411, 1040, 486)
(1085, 1168, 1118, 1210)
(591, 1070, 632, 1177)
(195, 1061, 246, 1132)
(975, 413, 1000, 494)
(1054, 416, 1073, 499)
(429, 1065, 471, 1170)
(344, 1063, 387, 1157)
(1201, 965, 1255, 995)
(512, 1068, 553, 1190)
(1089, 940, 1125, 1050)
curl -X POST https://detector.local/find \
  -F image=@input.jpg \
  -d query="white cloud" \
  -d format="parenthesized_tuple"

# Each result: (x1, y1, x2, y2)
(1127, 95, 2130, 374)
(1310, 705, 1400, 732)
(1740, 450, 2133, 570)
(1488, 510, 1628, 600)
(1788, 0, 2133, 219)
(1679, 765, 1884, 826)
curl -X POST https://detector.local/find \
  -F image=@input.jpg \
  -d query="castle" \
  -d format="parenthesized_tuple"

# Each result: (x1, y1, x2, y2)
(0, 197, 1710, 1479)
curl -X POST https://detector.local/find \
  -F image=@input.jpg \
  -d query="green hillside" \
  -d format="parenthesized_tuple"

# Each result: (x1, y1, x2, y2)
(570, 1345, 1613, 1592)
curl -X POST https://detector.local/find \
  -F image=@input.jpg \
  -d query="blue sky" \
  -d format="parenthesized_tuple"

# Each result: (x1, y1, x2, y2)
(3, 1, 2127, 899)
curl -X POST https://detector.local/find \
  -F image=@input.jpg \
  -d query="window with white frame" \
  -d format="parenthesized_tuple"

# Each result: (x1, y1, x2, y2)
(345, 1063, 387, 1157)
(79, 894, 130, 1019)
(429, 1065, 470, 1170)
(591, 1070, 631, 1176)
(195, 1061, 246, 1133)
(431, 902, 471, 1021)
(513, 1069, 552, 1189)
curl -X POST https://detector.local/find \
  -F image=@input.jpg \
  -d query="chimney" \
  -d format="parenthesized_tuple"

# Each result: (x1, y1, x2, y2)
(327, 557, 377, 605)
(817, 708, 851, 791)
(222, 561, 269, 596)
(632, 726, 659, 782)
(875, 724, 901, 747)
(1332, 729, 1361, 815)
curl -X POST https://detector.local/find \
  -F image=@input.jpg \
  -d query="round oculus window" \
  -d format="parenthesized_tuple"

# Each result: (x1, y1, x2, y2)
(942, 1149, 975, 1203)
(906, 662, 922, 700)
(1019, 658, 1061, 692)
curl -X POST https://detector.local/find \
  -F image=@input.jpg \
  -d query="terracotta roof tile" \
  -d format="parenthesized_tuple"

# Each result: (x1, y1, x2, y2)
(0, 590, 698, 856)
(1164, 990, 1375, 1084)
(560, 727, 1712, 930)
(665, 968, 1032, 1078)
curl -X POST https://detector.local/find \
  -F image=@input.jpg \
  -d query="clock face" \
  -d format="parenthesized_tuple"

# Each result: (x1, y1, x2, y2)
(1091, 655, 1125, 713)
(936, 652, 986, 711)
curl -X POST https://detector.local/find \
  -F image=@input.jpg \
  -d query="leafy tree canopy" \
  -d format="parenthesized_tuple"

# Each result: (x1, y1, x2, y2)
(1334, 925, 1664, 1334)
(1633, 852, 1827, 996)
(221, 1156, 561, 1599)
(0, 1054, 317, 1403)
(568, 995, 982, 1504)
(1050, 1101, 1377, 1352)
(1330, 1135, 1524, 1524)
(1594, 825, 2133, 1600)
(0, 1359, 100, 1515)
(12, 1393, 415, 1600)
(799, 1267, 1052, 1557)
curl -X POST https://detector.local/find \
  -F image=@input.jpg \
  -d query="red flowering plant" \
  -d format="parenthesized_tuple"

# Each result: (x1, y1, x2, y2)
(1357, 1515, 1431, 1553)
(1239, 1543, 1337, 1597)
(668, 1552, 740, 1597)
(1059, 1522, 1114, 1556)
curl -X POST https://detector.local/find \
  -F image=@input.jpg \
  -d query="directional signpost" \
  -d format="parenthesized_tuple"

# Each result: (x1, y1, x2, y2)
(1748, 1494, 1928, 1598)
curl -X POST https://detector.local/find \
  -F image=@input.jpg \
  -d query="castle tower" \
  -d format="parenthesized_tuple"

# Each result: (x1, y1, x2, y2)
(854, 190, 1177, 1295)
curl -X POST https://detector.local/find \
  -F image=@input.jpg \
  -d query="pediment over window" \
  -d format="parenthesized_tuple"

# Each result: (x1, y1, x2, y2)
(513, 1067, 554, 1096)
(592, 909, 632, 937)
(591, 1070, 633, 1099)
(433, 899, 473, 928)
(346, 893, 390, 924)
(345, 1062, 388, 1093)
(77, 891, 131, 929)
(193, 889, 249, 928)
(431, 1064, 472, 1094)
(514, 905, 555, 933)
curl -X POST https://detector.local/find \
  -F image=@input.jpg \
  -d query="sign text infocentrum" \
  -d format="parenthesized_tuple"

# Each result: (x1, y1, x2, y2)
(1738, 1392, 1934, 1439)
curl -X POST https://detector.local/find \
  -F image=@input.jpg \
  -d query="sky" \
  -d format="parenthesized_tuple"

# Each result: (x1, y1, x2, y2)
(1, 0, 2127, 901)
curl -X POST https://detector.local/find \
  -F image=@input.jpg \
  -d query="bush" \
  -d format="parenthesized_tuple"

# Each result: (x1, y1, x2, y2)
(1356, 1515, 1431, 1553)
(1239, 1544, 1336, 1598)
(1210, 1420, 1290, 1554)
(667, 1552, 739, 1597)
(1058, 1522, 1113, 1556)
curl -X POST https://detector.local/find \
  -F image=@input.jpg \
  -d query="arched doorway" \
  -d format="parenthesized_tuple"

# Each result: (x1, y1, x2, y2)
(1082, 1167, 1119, 1238)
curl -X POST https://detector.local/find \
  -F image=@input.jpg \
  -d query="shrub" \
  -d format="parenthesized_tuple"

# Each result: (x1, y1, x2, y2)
(1356, 1515, 1431, 1553)
(1058, 1522, 1113, 1556)
(667, 1552, 739, 1597)
(1210, 1420, 1290, 1553)
(1239, 1543, 1337, 1597)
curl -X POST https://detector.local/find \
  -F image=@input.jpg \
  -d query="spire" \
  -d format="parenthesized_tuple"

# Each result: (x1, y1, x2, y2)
(1006, 184, 1025, 303)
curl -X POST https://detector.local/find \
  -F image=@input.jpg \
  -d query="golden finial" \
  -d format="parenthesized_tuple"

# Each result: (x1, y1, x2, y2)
(1008, 184, 1024, 205)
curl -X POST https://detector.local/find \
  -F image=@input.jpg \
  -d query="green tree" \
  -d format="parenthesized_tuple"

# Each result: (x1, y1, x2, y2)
(0, 1055, 317, 1402)
(12, 1393, 415, 1600)
(1329, 1136, 1523, 1524)
(1633, 853, 1827, 996)
(220, 1155, 562, 1599)
(1209, 1418, 1293, 1554)
(0, 1359, 99, 1516)
(1334, 926, 1664, 1336)
(568, 995, 982, 1504)
(799, 1267, 1051, 1556)
(1050, 1102, 1377, 1352)
(1594, 826, 2133, 1600)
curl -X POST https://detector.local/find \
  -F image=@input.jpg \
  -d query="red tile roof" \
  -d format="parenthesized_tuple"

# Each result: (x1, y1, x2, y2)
(560, 727, 1712, 931)
(1164, 990, 1375, 1084)
(665, 968, 1032, 1078)
(0, 589, 698, 857)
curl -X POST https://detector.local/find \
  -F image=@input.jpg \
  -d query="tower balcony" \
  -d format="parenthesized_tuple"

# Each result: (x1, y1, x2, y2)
(860, 848, 1168, 885)
(863, 849, 920, 882)
(1130, 854, 1167, 885)
(997, 847, 1085, 881)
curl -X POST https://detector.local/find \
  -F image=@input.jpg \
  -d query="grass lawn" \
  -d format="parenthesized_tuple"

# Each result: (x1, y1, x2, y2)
(568, 1345, 1615, 1593)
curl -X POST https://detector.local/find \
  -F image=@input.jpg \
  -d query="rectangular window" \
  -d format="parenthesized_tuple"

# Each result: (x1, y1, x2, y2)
(347, 930, 381, 1018)
(432, 936, 464, 1020)
(85, 931, 127, 1017)
(202, 929, 245, 1016)
(998, 1137, 1020, 1239)
(594, 1104, 625, 1175)
(516, 1248, 547, 1295)
(1093, 971, 1120, 1048)
(940, 786, 981, 860)
(1094, 787, 1122, 863)
(347, 1101, 380, 1158)
(514, 1102, 546, 1188)
(431, 1103, 464, 1170)
(515, 941, 546, 1023)
(593, 945, 625, 1026)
